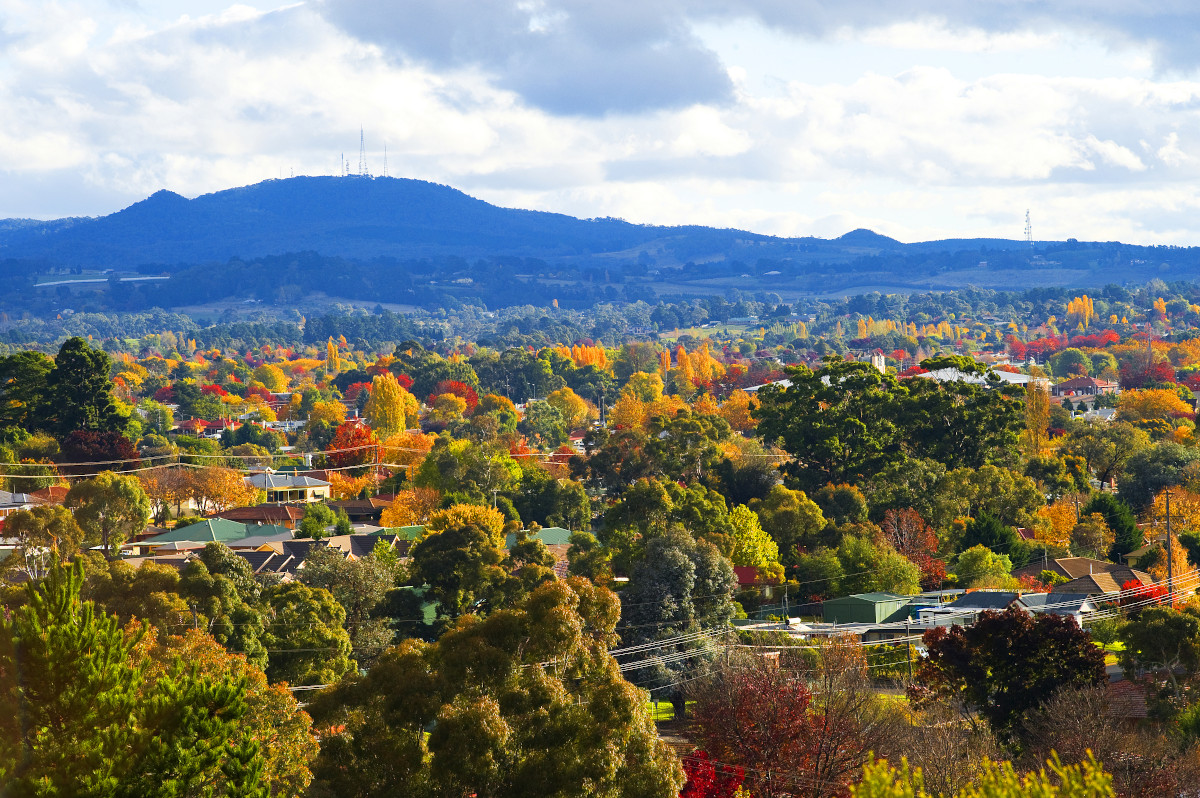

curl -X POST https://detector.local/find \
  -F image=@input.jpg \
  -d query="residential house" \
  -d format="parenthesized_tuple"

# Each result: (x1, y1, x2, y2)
(208, 503, 307, 529)
(1017, 593, 1098, 626)
(1051, 568, 1152, 596)
(918, 591, 1024, 626)
(0, 490, 43, 525)
(245, 472, 331, 503)
(1051, 376, 1120, 398)
(1013, 557, 1140, 583)
(326, 495, 395, 524)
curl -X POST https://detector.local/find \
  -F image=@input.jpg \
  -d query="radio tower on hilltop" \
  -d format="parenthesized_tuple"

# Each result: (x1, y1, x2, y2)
(1024, 209, 1034, 249)
(358, 128, 368, 177)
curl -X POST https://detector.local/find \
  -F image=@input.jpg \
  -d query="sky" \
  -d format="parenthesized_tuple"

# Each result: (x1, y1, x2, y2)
(5, 1, 1200, 244)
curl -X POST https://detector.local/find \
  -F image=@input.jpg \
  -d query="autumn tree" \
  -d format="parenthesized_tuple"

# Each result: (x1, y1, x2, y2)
(692, 639, 902, 798)
(190, 466, 262, 513)
(1022, 383, 1051, 457)
(851, 755, 1114, 798)
(306, 400, 347, 431)
(881, 508, 946, 590)
(305, 578, 683, 798)
(326, 420, 378, 474)
(546, 386, 590, 430)
(1070, 512, 1113, 559)
(379, 487, 441, 528)
(719, 389, 758, 433)
(365, 371, 419, 439)
(64, 470, 151, 556)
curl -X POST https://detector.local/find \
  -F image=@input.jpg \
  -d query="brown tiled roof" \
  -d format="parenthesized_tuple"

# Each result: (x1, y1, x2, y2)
(1107, 680, 1148, 720)
(29, 485, 69, 504)
(1014, 558, 1145, 581)
(209, 504, 306, 524)
(1051, 568, 1153, 596)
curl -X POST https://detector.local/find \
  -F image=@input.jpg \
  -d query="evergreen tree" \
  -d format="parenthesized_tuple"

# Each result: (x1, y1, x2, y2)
(0, 561, 268, 796)
(44, 337, 128, 436)
(1081, 493, 1140, 560)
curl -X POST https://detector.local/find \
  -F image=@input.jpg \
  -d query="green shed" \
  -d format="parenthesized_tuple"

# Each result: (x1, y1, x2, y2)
(821, 592, 912, 624)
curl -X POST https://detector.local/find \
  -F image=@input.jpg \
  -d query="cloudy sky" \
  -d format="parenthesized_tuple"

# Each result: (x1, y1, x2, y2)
(5, 1, 1200, 243)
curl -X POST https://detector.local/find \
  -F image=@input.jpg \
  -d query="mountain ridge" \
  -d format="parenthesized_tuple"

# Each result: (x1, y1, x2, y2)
(0, 175, 1038, 269)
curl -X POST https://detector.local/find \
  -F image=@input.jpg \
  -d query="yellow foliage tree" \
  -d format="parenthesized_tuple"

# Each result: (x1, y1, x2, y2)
(720, 390, 758, 433)
(1035, 502, 1077, 548)
(327, 472, 375, 500)
(692, 393, 719, 416)
(427, 393, 467, 424)
(546, 387, 590, 430)
(307, 401, 347, 430)
(622, 372, 664, 403)
(1066, 295, 1095, 329)
(1116, 389, 1194, 425)
(1147, 536, 1189, 584)
(189, 467, 261, 514)
(609, 393, 648, 430)
(364, 372, 419, 439)
(252, 364, 288, 392)
(1022, 384, 1051, 457)
(424, 503, 506, 547)
(380, 430, 437, 480)
(379, 487, 442, 528)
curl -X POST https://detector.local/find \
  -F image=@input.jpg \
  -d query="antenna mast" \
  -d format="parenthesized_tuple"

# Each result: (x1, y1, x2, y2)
(1024, 209, 1033, 249)
(358, 127, 368, 177)
(383, 143, 388, 178)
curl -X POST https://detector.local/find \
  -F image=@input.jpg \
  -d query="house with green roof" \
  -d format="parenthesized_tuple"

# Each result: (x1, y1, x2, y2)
(821, 592, 914, 624)
(504, 527, 573, 548)
(132, 518, 269, 555)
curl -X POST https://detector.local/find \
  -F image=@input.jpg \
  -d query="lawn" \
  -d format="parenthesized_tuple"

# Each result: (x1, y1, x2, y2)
(647, 700, 693, 722)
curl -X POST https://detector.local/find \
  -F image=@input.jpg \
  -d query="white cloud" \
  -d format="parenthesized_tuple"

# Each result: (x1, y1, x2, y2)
(5, 0, 1200, 248)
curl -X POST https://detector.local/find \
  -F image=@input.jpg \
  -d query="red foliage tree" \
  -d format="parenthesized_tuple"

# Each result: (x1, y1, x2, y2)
(692, 645, 888, 798)
(153, 385, 176, 402)
(326, 420, 378, 473)
(1069, 331, 1120, 348)
(1005, 335, 1027, 360)
(691, 664, 821, 798)
(430, 380, 478, 413)
(1119, 578, 1167, 609)
(1119, 360, 1177, 389)
(200, 383, 229, 397)
(342, 381, 372, 402)
(58, 431, 140, 476)
(881, 508, 945, 590)
(679, 751, 744, 798)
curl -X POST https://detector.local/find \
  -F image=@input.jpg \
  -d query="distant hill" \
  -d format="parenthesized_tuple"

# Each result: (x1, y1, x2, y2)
(0, 175, 1045, 269)
(0, 176, 781, 267)
(0, 176, 1195, 318)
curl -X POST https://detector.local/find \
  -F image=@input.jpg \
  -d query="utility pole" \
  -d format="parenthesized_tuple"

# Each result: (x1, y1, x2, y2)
(1166, 488, 1175, 602)
(906, 618, 913, 681)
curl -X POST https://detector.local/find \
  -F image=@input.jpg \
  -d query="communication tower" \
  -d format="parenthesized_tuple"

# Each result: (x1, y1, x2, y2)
(1024, 209, 1033, 249)
(383, 143, 389, 178)
(358, 128, 368, 177)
